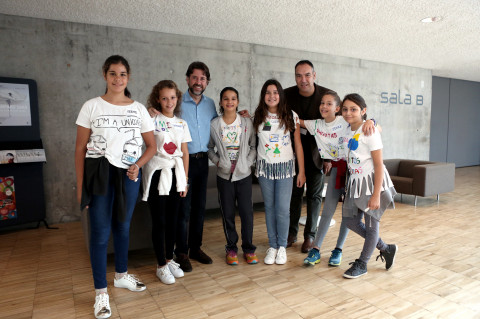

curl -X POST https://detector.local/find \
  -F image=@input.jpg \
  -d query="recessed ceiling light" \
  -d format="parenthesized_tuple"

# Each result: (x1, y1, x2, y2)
(421, 16, 443, 23)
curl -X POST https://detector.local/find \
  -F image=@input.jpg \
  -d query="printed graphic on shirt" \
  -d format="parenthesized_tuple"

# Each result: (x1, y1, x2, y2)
(86, 112, 144, 165)
(226, 131, 238, 142)
(273, 144, 281, 157)
(121, 129, 142, 165)
(348, 133, 361, 151)
(313, 128, 340, 159)
(258, 111, 298, 160)
(226, 146, 240, 161)
(152, 114, 192, 159)
(326, 144, 339, 158)
(156, 119, 172, 132)
(86, 124, 142, 165)
(264, 133, 291, 158)
(87, 135, 107, 155)
(269, 133, 279, 143)
(339, 136, 348, 152)
(221, 117, 242, 161)
(163, 142, 177, 155)
(155, 117, 186, 133)
(76, 98, 157, 170)
(92, 113, 141, 130)
(264, 143, 272, 155)
(256, 111, 299, 180)
(304, 117, 348, 161)
(314, 128, 339, 139)
(345, 133, 361, 175)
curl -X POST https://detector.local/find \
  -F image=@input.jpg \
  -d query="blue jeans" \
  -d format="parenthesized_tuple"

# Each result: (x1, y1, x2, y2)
(258, 176, 293, 249)
(88, 168, 141, 289)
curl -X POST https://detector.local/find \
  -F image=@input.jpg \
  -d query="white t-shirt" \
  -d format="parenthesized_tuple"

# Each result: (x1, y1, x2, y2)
(256, 111, 299, 179)
(220, 114, 242, 162)
(153, 113, 192, 158)
(76, 97, 154, 169)
(340, 123, 391, 197)
(304, 116, 347, 161)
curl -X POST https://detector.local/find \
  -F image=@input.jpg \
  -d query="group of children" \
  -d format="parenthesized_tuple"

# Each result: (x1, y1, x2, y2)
(76, 55, 397, 319)
(210, 80, 397, 277)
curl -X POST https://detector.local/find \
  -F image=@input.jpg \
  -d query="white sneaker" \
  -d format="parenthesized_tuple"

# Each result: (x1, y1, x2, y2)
(156, 265, 175, 285)
(114, 274, 146, 292)
(94, 293, 111, 319)
(275, 247, 287, 265)
(167, 260, 184, 278)
(264, 247, 277, 265)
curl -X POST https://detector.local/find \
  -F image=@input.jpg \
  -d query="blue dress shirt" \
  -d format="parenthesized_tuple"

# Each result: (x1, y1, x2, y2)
(181, 91, 217, 154)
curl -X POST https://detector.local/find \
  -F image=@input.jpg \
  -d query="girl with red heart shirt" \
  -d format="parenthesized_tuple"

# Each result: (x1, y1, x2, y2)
(141, 80, 192, 285)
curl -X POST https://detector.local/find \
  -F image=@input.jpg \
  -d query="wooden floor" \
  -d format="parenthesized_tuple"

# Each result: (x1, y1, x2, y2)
(1, 166, 479, 319)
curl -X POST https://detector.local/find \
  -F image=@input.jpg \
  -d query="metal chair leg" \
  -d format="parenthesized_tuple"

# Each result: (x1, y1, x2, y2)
(437, 194, 439, 202)
(414, 196, 417, 206)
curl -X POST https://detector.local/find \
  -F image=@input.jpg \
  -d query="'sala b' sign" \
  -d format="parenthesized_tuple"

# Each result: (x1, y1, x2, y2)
(380, 90, 423, 105)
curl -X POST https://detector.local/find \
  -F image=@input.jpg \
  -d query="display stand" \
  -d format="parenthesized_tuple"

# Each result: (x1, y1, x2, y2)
(0, 77, 53, 229)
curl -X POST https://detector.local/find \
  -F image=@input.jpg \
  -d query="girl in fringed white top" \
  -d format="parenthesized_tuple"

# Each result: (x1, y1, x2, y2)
(340, 93, 398, 279)
(253, 79, 306, 265)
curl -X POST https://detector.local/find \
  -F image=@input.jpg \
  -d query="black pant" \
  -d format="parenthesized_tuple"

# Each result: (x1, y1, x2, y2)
(147, 169, 181, 266)
(175, 156, 209, 255)
(289, 163, 324, 240)
(217, 174, 256, 254)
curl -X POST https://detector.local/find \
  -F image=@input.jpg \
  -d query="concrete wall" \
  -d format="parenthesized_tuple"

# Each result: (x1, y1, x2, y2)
(431, 76, 480, 167)
(0, 14, 432, 223)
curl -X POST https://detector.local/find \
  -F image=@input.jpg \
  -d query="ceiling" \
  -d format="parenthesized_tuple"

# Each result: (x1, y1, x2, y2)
(1, 0, 480, 82)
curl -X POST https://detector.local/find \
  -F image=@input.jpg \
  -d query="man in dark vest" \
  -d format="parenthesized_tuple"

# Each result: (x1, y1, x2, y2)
(285, 60, 329, 253)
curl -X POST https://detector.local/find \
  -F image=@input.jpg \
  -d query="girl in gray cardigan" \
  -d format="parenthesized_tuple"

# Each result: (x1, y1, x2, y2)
(207, 87, 257, 265)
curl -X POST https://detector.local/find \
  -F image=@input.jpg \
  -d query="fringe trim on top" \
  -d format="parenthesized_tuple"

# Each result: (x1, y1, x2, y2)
(347, 169, 394, 199)
(255, 159, 295, 180)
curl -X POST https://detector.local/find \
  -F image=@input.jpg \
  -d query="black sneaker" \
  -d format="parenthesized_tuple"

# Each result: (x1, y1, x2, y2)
(376, 244, 398, 270)
(175, 253, 193, 272)
(343, 259, 367, 279)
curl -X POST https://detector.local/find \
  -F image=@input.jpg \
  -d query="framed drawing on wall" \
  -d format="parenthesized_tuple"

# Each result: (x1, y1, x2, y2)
(0, 81, 32, 126)
(0, 77, 39, 143)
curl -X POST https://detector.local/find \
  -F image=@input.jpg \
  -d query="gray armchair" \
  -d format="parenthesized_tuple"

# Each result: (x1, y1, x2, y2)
(383, 159, 455, 205)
